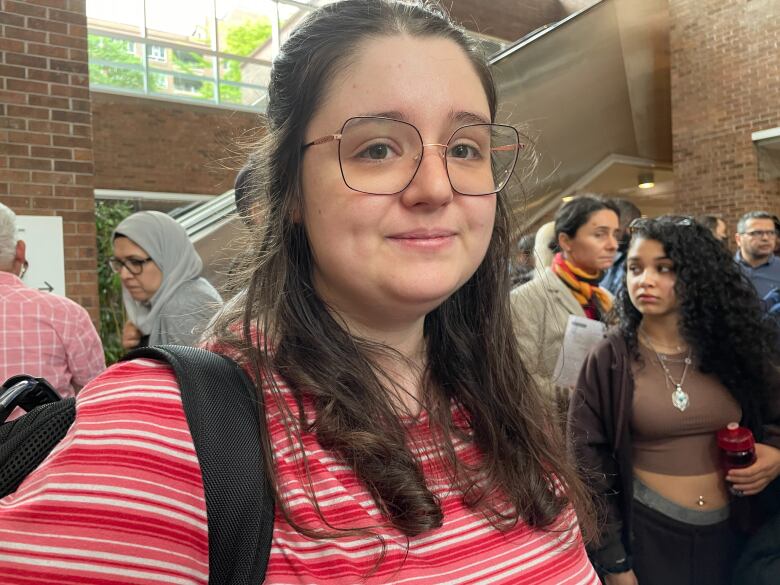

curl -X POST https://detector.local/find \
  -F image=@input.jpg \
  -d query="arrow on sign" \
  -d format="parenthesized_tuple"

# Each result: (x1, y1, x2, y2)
(38, 281, 54, 292)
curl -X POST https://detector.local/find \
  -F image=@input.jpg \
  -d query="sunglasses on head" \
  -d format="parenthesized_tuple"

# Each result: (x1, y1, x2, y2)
(628, 216, 693, 234)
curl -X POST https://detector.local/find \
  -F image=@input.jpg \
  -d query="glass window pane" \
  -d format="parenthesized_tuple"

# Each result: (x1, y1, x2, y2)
(149, 48, 216, 102)
(146, 0, 215, 50)
(88, 33, 145, 91)
(87, 0, 143, 34)
(219, 57, 270, 107)
(216, 0, 275, 59)
(277, 1, 339, 47)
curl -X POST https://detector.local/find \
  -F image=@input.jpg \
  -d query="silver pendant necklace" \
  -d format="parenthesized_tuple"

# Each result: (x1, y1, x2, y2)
(640, 330, 693, 412)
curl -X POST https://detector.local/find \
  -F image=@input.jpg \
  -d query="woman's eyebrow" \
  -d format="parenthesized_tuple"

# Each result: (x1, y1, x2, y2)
(355, 110, 491, 126)
(451, 111, 491, 125)
(360, 110, 405, 120)
(627, 255, 671, 261)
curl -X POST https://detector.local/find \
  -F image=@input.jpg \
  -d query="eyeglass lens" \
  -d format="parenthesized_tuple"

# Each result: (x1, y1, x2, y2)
(746, 230, 776, 238)
(109, 257, 146, 275)
(337, 117, 520, 196)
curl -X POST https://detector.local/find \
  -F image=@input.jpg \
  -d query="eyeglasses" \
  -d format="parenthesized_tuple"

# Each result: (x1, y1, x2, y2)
(628, 216, 693, 234)
(108, 256, 153, 275)
(302, 116, 522, 196)
(19, 260, 28, 279)
(741, 230, 776, 238)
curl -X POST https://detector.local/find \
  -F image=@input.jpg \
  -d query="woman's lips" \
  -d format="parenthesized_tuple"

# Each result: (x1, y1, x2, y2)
(637, 294, 658, 303)
(387, 230, 457, 249)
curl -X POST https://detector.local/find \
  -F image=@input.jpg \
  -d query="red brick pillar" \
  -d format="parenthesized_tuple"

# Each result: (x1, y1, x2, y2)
(669, 0, 780, 228)
(1, 0, 99, 321)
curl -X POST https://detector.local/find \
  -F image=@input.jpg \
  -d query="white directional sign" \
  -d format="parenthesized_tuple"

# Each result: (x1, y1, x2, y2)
(16, 215, 66, 297)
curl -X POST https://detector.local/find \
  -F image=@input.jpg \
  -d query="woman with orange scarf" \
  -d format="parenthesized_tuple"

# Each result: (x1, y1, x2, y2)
(511, 195, 620, 412)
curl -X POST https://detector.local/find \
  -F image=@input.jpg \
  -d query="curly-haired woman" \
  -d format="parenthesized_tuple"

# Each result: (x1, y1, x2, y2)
(568, 216, 780, 585)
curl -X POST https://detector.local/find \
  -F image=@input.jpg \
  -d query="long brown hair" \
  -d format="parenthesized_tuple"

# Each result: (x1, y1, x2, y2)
(212, 0, 594, 542)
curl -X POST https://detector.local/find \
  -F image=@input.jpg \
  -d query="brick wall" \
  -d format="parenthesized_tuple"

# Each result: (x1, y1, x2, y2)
(670, 0, 780, 228)
(1, 0, 98, 320)
(91, 92, 261, 195)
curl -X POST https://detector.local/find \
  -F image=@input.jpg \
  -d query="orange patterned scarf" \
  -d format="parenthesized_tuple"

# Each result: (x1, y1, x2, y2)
(551, 253, 612, 319)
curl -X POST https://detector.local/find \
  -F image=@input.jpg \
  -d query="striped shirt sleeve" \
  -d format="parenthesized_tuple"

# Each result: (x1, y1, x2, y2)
(0, 359, 209, 585)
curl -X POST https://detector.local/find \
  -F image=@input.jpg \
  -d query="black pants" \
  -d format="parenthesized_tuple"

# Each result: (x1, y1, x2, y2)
(632, 500, 739, 585)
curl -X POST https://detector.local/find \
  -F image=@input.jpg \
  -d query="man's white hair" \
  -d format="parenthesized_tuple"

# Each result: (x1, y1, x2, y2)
(0, 202, 19, 268)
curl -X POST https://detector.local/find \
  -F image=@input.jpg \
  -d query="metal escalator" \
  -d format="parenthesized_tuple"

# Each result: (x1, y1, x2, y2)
(177, 190, 243, 293)
(491, 0, 672, 228)
(179, 0, 673, 283)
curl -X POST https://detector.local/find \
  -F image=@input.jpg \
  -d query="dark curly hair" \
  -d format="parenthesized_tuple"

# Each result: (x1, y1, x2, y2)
(616, 216, 780, 436)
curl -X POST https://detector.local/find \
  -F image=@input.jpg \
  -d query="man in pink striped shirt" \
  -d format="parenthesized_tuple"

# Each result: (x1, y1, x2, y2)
(0, 203, 105, 401)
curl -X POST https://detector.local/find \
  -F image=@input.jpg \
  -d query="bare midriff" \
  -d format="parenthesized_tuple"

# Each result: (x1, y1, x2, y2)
(633, 467, 729, 510)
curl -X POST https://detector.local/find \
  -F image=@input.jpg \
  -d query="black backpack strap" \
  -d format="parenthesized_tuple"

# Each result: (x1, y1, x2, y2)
(122, 345, 274, 585)
(0, 398, 76, 498)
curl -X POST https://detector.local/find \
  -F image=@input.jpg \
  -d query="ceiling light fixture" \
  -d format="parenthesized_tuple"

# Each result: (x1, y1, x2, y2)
(561, 195, 574, 202)
(638, 171, 655, 189)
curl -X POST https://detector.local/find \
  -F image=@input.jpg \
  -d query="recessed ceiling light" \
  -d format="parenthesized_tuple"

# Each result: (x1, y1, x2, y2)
(638, 171, 655, 189)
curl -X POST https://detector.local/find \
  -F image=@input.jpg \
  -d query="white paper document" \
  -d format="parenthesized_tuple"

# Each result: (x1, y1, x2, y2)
(552, 315, 607, 388)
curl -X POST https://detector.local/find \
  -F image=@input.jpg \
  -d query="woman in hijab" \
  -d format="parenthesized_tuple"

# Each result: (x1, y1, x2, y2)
(110, 210, 222, 348)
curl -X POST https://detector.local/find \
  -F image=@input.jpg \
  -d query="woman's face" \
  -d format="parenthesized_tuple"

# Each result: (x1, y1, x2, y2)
(559, 209, 620, 273)
(113, 236, 163, 302)
(300, 35, 496, 328)
(626, 237, 678, 317)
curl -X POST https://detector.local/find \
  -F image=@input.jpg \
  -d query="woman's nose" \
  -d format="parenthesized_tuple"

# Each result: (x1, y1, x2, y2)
(639, 270, 656, 286)
(400, 145, 454, 208)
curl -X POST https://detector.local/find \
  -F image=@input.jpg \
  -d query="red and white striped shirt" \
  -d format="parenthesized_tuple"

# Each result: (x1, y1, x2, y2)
(0, 358, 599, 584)
(0, 271, 105, 398)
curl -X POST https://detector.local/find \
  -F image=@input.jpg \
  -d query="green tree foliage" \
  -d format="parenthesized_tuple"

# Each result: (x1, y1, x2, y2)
(95, 200, 134, 364)
(88, 35, 144, 90)
(171, 49, 214, 101)
(226, 18, 272, 56)
(87, 17, 270, 105)
(88, 35, 166, 92)
(220, 18, 272, 103)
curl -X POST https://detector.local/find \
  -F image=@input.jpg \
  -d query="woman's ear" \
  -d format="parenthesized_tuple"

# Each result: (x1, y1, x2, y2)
(558, 232, 571, 254)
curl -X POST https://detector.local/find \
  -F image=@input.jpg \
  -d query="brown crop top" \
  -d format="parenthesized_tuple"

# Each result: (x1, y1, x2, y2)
(631, 343, 742, 475)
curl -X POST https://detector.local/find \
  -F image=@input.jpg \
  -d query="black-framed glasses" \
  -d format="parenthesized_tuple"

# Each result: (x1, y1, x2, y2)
(108, 256, 153, 275)
(302, 116, 523, 196)
(740, 229, 776, 239)
(628, 216, 693, 234)
(19, 260, 29, 279)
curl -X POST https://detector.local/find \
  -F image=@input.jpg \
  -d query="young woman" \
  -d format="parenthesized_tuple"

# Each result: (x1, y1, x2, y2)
(568, 216, 780, 585)
(0, 2, 598, 583)
(511, 195, 620, 402)
(111, 210, 222, 348)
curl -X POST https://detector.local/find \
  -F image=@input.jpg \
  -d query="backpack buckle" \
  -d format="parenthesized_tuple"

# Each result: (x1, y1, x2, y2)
(0, 376, 60, 424)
